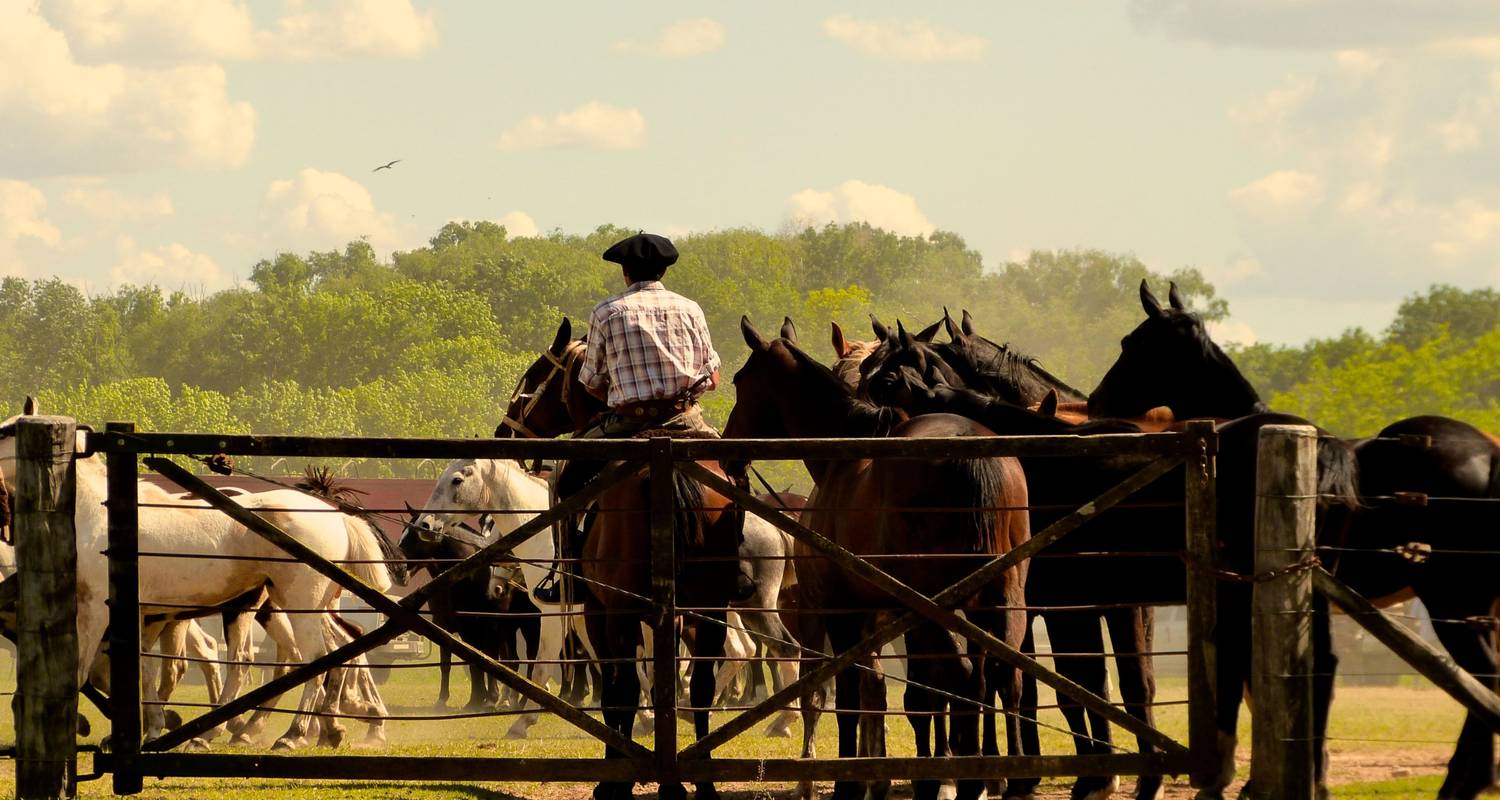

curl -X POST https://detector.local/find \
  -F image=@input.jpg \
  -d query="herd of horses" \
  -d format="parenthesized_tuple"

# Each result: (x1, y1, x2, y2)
(0, 280, 1494, 800)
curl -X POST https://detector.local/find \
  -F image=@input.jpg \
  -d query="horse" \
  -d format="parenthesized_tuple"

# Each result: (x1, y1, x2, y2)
(724, 317, 1032, 800)
(497, 318, 769, 800)
(0, 404, 394, 752)
(1088, 280, 1500, 800)
(406, 457, 562, 739)
(831, 321, 880, 386)
(858, 320, 1169, 800)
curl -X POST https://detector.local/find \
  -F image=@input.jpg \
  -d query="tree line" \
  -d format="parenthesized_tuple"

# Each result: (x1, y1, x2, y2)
(4, 220, 1493, 473)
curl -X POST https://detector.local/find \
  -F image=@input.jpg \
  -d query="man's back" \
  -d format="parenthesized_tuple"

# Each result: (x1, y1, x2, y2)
(580, 280, 719, 409)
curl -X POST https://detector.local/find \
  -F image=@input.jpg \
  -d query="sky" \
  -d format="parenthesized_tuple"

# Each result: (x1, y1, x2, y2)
(3, 1, 1500, 346)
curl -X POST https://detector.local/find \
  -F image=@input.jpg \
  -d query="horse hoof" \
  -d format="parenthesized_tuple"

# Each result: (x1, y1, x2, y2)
(656, 784, 687, 800)
(76, 714, 91, 737)
(1073, 776, 1119, 800)
(693, 784, 722, 800)
(1133, 779, 1165, 800)
(183, 738, 211, 753)
(504, 723, 530, 740)
(762, 724, 791, 738)
(271, 737, 302, 752)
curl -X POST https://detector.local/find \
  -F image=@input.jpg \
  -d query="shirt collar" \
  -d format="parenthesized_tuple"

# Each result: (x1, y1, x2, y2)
(627, 280, 665, 292)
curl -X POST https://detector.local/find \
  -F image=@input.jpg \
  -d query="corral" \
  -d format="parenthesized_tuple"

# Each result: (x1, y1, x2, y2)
(3, 413, 1494, 800)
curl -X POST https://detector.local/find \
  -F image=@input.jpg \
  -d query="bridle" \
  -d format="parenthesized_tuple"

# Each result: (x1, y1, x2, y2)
(499, 339, 587, 439)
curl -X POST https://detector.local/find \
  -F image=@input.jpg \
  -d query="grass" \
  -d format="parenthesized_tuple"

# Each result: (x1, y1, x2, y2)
(0, 650, 1472, 798)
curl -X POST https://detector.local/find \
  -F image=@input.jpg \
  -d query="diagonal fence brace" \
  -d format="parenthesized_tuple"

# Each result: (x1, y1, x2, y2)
(143, 457, 649, 758)
(679, 455, 1187, 757)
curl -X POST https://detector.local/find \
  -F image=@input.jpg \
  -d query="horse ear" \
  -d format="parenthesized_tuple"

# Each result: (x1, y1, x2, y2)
(897, 320, 917, 350)
(549, 318, 572, 355)
(781, 316, 798, 344)
(1168, 282, 1186, 311)
(915, 318, 941, 343)
(831, 321, 850, 359)
(870, 314, 890, 342)
(21, 396, 36, 416)
(961, 309, 976, 337)
(942, 308, 965, 344)
(1139, 280, 1166, 319)
(741, 316, 769, 352)
(1039, 389, 1059, 418)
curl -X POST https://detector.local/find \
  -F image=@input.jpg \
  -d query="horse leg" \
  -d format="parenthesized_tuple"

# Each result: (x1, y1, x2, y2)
(436, 644, 451, 710)
(1425, 594, 1498, 800)
(904, 627, 943, 800)
(690, 611, 728, 800)
(826, 615, 870, 800)
(587, 596, 637, 800)
(505, 613, 551, 739)
(1201, 587, 1251, 800)
(1047, 611, 1117, 800)
(185, 621, 224, 707)
(139, 622, 168, 742)
(214, 609, 253, 742)
(1004, 616, 1042, 799)
(1105, 606, 1163, 800)
(234, 610, 296, 747)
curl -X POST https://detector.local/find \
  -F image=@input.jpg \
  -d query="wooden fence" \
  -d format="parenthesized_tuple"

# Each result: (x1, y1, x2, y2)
(17, 419, 1240, 797)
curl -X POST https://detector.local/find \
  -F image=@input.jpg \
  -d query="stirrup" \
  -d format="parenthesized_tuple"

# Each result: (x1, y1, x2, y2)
(533, 571, 564, 604)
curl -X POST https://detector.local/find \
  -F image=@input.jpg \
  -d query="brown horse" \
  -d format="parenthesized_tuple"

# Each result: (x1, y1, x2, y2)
(498, 319, 754, 800)
(723, 317, 1032, 800)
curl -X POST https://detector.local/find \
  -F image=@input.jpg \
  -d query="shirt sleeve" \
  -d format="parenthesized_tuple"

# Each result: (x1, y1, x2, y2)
(578, 307, 610, 393)
(691, 304, 721, 376)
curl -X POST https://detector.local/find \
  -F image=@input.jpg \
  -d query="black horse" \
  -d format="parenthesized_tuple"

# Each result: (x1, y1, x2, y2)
(864, 327, 1361, 800)
(397, 510, 540, 711)
(1089, 280, 1500, 800)
(858, 319, 1162, 800)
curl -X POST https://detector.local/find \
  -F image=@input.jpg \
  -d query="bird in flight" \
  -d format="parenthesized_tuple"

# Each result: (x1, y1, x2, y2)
(372, 159, 401, 172)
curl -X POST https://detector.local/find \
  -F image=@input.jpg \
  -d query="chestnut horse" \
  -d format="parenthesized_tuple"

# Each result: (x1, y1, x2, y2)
(1089, 280, 1500, 800)
(723, 317, 1032, 800)
(497, 319, 758, 800)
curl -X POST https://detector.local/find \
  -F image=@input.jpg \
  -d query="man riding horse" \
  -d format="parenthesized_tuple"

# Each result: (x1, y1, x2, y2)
(533, 232, 721, 604)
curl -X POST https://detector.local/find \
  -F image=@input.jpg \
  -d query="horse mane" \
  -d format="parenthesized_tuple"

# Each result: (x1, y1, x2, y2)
(295, 466, 368, 507)
(783, 339, 904, 437)
(1173, 309, 1270, 414)
(942, 335, 1087, 405)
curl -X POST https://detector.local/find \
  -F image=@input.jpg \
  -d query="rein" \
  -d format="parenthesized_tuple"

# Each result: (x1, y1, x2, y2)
(500, 339, 587, 439)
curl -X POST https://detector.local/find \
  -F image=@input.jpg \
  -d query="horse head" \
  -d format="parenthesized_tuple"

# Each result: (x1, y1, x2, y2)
(860, 320, 963, 408)
(496, 318, 602, 439)
(1088, 280, 1265, 420)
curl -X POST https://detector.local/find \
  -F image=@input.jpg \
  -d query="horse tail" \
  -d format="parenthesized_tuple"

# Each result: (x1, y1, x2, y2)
(779, 529, 798, 589)
(671, 471, 708, 557)
(952, 456, 1006, 555)
(342, 515, 394, 594)
(1316, 433, 1361, 511)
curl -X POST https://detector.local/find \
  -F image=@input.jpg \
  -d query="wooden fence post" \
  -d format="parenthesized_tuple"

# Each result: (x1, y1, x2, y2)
(1247, 424, 1317, 800)
(648, 438, 679, 787)
(105, 422, 143, 795)
(1182, 419, 1220, 790)
(15, 416, 78, 800)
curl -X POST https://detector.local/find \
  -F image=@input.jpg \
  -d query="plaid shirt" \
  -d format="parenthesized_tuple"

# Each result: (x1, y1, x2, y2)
(579, 281, 721, 408)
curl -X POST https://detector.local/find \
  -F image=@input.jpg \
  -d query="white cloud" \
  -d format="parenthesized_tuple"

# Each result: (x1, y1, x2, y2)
(62, 187, 174, 222)
(1225, 48, 1500, 298)
(0, 181, 62, 275)
(1129, 0, 1500, 52)
(1230, 170, 1326, 214)
(262, 168, 400, 252)
(496, 211, 538, 238)
(110, 237, 228, 291)
(0, 3, 256, 177)
(786, 180, 936, 237)
(40, 0, 439, 64)
(613, 18, 725, 59)
(1207, 318, 1258, 346)
(496, 102, 646, 151)
(821, 15, 986, 63)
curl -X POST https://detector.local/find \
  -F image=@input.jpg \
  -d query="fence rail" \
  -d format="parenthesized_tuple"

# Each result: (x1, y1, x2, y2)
(18, 422, 1231, 797)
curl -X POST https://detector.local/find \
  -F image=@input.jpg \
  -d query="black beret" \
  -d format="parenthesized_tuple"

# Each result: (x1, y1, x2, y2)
(602, 232, 678, 270)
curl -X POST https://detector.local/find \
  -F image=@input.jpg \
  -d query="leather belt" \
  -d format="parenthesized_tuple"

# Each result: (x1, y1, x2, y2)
(615, 398, 695, 420)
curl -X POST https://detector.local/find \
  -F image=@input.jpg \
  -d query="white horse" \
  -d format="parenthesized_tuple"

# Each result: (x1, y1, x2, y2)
(414, 456, 571, 739)
(0, 409, 393, 751)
